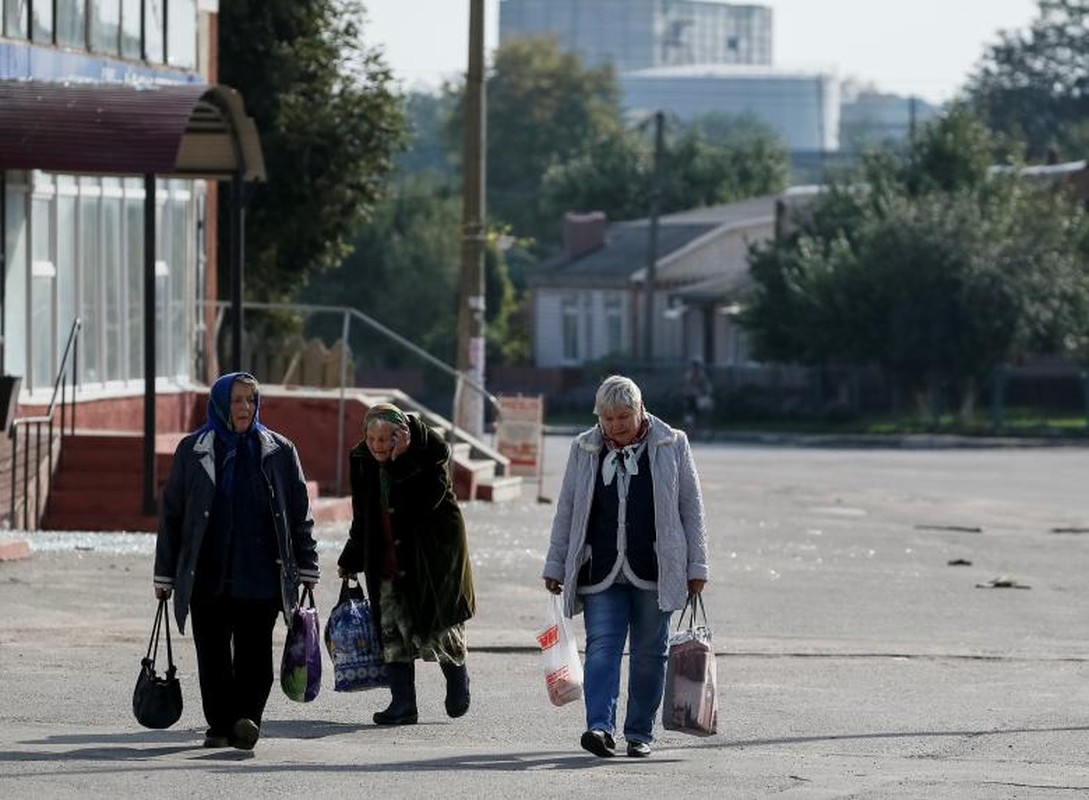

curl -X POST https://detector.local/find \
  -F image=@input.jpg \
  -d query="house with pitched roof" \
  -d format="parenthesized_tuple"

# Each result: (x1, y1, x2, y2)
(527, 195, 777, 368)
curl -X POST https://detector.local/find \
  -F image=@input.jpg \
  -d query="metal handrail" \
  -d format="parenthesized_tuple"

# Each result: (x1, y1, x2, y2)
(201, 300, 502, 494)
(9, 318, 82, 530)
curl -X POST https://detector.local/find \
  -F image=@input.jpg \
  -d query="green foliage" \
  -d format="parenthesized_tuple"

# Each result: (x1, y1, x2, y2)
(398, 91, 459, 181)
(541, 113, 788, 226)
(218, 0, 406, 301)
(301, 176, 463, 366)
(742, 109, 1089, 417)
(444, 36, 621, 243)
(300, 176, 526, 368)
(964, 0, 1089, 160)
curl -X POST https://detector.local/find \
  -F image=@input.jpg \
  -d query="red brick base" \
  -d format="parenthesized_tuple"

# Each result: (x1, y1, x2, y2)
(0, 539, 31, 561)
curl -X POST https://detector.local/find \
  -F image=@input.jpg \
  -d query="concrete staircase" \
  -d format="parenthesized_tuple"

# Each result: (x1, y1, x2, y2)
(40, 432, 353, 532)
(41, 432, 168, 532)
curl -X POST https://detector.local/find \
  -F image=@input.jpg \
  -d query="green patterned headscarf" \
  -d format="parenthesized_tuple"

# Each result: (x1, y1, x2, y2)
(364, 403, 408, 430)
(365, 403, 408, 510)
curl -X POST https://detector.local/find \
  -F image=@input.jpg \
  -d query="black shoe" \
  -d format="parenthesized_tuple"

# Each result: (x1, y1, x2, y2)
(440, 662, 471, 718)
(230, 718, 259, 750)
(374, 662, 418, 726)
(626, 740, 652, 758)
(580, 729, 616, 758)
(203, 729, 230, 748)
(373, 705, 419, 725)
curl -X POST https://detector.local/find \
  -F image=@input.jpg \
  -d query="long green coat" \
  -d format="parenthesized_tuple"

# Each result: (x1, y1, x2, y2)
(337, 413, 475, 641)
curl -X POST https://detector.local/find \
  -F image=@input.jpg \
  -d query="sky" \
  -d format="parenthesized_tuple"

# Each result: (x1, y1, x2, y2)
(360, 0, 1040, 104)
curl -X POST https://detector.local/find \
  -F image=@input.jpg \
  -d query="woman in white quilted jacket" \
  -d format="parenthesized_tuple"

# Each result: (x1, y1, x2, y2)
(542, 375, 709, 759)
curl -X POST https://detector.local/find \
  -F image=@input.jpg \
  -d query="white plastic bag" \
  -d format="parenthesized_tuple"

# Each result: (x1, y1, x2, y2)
(536, 594, 583, 706)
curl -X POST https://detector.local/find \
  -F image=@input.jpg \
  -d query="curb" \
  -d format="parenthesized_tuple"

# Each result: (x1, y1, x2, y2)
(0, 539, 31, 562)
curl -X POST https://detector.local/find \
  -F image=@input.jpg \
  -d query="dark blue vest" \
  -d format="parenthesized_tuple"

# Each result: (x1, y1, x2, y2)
(579, 447, 657, 586)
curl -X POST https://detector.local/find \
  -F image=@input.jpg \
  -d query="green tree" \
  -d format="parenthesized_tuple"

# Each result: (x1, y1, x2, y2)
(301, 176, 525, 368)
(219, 0, 406, 301)
(964, 0, 1089, 160)
(398, 91, 459, 181)
(445, 36, 621, 244)
(540, 115, 788, 226)
(742, 110, 1089, 419)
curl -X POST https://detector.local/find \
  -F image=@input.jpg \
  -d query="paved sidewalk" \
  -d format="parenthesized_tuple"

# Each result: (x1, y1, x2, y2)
(3, 438, 1089, 798)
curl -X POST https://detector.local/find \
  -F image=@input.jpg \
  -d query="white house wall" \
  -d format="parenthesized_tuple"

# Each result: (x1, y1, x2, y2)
(534, 287, 633, 367)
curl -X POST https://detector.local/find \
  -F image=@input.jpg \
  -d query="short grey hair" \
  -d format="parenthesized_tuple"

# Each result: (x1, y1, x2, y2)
(594, 375, 643, 416)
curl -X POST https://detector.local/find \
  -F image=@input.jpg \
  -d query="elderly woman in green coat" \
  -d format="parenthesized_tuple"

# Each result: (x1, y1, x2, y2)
(338, 403, 475, 725)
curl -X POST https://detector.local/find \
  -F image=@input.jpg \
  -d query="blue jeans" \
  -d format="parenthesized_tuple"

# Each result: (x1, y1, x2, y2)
(581, 583, 672, 744)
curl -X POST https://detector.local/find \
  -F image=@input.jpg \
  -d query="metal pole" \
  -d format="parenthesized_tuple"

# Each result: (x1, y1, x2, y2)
(142, 174, 157, 517)
(455, 0, 487, 437)
(643, 111, 665, 363)
(335, 309, 350, 495)
(10, 425, 16, 529)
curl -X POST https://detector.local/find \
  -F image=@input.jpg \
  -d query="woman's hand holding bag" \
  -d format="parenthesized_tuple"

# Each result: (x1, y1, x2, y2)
(280, 585, 322, 703)
(662, 592, 718, 736)
(536, 593, 583, 706)
(133, 597, 183, 729)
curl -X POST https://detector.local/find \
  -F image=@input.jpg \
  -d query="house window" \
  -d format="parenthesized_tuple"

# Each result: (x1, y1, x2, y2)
(120, 0, 141, 58)
(604, 294, 623, 355)
(561, 294, 580, 362)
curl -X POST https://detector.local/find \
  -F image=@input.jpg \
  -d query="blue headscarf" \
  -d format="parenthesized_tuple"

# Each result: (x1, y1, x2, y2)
(201, 372, 266, 492)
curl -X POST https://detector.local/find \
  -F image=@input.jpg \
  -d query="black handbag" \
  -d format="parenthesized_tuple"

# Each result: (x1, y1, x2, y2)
(133, 597, 183, 729)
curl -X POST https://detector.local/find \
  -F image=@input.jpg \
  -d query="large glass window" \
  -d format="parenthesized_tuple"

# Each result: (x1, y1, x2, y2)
(4, 179, 28, 380)
(120, 0, 141, 59)
(124, 188, 143, 381)
(167, 191, 190, 375)
(144, 0, 165, 62)
(30, 196, 56, 390)
(55, 0, 86, 49)
(3, 0, 27, 39)
(56, 192, 78, 375)
(90, 0, 121, 55)
(31, 0, 52, 42)
(79, 187, 100, 384)
(167, 0, 196, 69)
(102, 189, 123, 381)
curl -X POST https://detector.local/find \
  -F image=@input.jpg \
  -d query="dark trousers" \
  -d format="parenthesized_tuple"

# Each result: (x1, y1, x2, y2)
(190, 593, 281, 734)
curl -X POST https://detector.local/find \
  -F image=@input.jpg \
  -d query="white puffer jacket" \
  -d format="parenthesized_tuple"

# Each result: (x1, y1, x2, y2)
(542, 413, 709, 617)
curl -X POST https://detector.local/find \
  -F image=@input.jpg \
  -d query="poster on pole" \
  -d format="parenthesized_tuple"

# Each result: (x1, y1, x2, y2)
(495, 394, 544, 479)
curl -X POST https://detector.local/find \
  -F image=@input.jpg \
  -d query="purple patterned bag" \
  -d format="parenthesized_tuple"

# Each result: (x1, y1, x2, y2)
(280, 586, 322, 703)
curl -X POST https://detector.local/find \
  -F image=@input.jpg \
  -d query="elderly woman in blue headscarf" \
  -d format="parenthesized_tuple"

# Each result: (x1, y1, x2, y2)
(337, 403, 476, 726)
(154, 372, 319, 751)
(543, 375, 708, 758)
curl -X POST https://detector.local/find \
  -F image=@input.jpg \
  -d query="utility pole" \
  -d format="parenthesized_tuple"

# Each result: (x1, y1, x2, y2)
(454, 0, 487, 437)
(643, 110, 665, 363)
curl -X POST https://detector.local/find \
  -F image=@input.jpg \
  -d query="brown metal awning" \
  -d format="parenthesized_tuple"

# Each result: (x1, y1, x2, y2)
(0, 81, 266, 181)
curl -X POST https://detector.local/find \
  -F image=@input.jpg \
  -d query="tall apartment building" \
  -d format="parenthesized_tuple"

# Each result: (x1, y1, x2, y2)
(499, 0, 773, 72)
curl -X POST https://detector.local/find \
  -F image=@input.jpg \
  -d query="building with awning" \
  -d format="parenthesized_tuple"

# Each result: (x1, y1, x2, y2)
(0, 1, 264, 522)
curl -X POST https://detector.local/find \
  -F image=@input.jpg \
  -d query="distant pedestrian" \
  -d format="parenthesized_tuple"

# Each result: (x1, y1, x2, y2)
(154, 372, 320, 750)
(543, 375, 709, 758)
(337, 403, 475, 726)
(682, 358, 713, 434)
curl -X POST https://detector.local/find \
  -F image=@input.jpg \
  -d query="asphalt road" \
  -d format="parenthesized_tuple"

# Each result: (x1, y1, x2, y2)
(3, 436, 1089, 798)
